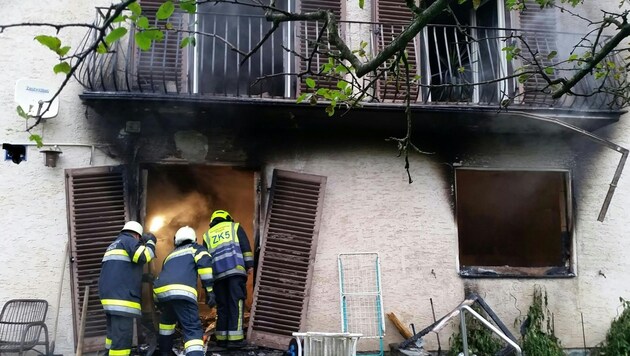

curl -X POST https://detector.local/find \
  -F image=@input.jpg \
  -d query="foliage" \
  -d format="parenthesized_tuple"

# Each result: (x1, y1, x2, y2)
(519, 287, 564, 356)
(449, 305, 503, 356)
(594, 297, 630, 355)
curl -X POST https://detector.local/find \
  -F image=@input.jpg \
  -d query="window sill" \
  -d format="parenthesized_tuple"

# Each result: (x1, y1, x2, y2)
(459, 266, 575, 278)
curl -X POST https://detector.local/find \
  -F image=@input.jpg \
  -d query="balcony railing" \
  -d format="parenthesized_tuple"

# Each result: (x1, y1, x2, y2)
(77, 9, 626, 112)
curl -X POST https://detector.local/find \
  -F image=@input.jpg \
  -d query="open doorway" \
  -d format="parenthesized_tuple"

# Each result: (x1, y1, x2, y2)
(141, 164, 257, 333)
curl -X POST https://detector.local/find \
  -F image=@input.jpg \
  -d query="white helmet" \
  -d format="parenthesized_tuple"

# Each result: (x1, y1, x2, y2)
(122, 221, 143, 236)
(174, 226, 196, 246)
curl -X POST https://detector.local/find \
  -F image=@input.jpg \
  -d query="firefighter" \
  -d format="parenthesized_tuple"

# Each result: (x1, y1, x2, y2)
(98, 221, 157, 356)
(203, 210, 254, 349)
(153, 226, 215, 356)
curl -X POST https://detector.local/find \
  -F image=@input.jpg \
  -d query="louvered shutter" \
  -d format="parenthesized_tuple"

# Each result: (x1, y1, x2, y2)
(518, 0, 557, 104)
(374, 0, 419, 102)
(66, 166, 129, 352)
(248, 170, 327, 349)
(135, 0, 187, 93)
(298, 0, 342, 94)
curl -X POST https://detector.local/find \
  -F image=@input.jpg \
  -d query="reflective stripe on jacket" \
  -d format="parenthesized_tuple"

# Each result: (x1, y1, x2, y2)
(203, 222, 253, 280)
(98, 232, 156, 317)
(153, 242, 214, 304)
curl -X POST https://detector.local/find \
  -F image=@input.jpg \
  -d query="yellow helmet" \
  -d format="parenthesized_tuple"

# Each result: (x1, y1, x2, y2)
(210, 210, 232, 222)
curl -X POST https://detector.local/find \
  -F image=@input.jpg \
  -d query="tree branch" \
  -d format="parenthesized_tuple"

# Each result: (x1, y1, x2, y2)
(552, 21, 630, 98)
(266, 0, 454, 78)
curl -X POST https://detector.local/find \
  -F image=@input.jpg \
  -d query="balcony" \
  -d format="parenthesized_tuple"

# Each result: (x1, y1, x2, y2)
(77, 8, 626, 120)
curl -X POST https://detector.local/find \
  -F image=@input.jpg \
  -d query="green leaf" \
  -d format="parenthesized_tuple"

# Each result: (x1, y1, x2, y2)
(568, 54, 578, 62)
(137, 16, 150, 29)
(458, 66, 465, 73)
(29, 134, 44, 148)
(165, 22, 174, 30)
(16, 106, 29, 119)
(128, 1, 142, 16)
(105, 27, 128, 45)
(518, 74, 530, 83)
(143, 29, 164, 41)
(544, 67, 554, 75)
(97, 42, 108, 54)
(113, 15, 127, 23)
(179, 0, 197, 14)
(34, 35, 61, 52)
(57, 46, 71, 56)
(157, 1, 175, 20)
(316, 88, 329, 96)
(296, 93, 310, 104)
(547, 50, 557, 60)
(53, 61, 71, 75)
(358, 0, 365, 9)
(337, 81, 348, 90)
(305, 77, 316, 89)
(325, 105, 335, 116)
(473, 0, 481, 9)
(180, 36, 196, 48)
(135, 32, 152, 50)
(334, 64, 347, 74)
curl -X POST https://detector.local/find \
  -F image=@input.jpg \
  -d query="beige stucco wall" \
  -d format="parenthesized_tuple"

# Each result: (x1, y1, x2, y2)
(0, 1, 118, 355)
(262, 120, 630, 351)
(1, 0, 629, 355)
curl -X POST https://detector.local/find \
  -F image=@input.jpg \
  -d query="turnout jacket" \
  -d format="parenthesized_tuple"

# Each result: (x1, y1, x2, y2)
(153, 242, 214, 303)
(98, 231, 156, 317)
(203, 221, 254, 281)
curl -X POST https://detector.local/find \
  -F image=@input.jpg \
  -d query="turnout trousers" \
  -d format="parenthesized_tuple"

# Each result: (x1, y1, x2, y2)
(214, 276, 247, 343)
(158, 299, 204, 356)
(105, 314, 134, 356)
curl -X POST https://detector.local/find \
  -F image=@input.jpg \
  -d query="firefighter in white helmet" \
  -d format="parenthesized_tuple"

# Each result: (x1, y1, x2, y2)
(98, 221, 157, 356)
(153, 226, 215, 356)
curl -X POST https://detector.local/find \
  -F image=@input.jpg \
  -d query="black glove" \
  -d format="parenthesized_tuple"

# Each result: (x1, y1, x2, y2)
(206, 292, 216, 307)
(142, 233, 157, 244)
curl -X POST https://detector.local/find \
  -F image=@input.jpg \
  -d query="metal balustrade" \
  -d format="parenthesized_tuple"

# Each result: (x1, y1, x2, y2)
(77, 8, 626, 112)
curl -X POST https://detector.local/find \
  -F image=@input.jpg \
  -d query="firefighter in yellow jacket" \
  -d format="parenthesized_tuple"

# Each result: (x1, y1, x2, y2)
(153, 226, 215, 356)
(203, 210, 254, 349)
(98, 221, 157, 356)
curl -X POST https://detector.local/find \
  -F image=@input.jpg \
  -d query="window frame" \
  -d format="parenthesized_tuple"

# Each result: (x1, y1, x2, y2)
(454, 167, 576, 278)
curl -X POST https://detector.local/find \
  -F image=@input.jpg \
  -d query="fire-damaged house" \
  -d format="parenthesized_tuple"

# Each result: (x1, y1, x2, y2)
(1, 0, 630, 354)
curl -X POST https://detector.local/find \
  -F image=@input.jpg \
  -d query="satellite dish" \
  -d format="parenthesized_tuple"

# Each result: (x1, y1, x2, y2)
(14, 78, 59, 119)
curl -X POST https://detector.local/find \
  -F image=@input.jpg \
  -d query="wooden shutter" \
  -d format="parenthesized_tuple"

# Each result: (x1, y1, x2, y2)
(248, 170, 327, 349)
(298, 0, 342, 94)
(66, 166, 129, 352)
(518, 0, 557, 104)
(135, 0, 187, 93)
(374, 0, 419, 102)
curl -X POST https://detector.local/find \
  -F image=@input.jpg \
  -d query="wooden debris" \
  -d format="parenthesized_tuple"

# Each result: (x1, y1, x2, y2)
(387, 312, 413, 339)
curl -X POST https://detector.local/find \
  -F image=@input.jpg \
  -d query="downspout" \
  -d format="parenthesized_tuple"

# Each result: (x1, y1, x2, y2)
(511, 112, 628, 222)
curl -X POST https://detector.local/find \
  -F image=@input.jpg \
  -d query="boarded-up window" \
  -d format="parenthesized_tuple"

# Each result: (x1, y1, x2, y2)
(66, 166, 129, 351)
(374, 0, 420, 102)
(248, 170, 326, 349)
(135, 0, 187, 93)
(455, 169, 573, 277)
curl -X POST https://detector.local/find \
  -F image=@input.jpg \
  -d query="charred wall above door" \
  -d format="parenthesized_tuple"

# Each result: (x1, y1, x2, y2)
(81, 92, 620, 137)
